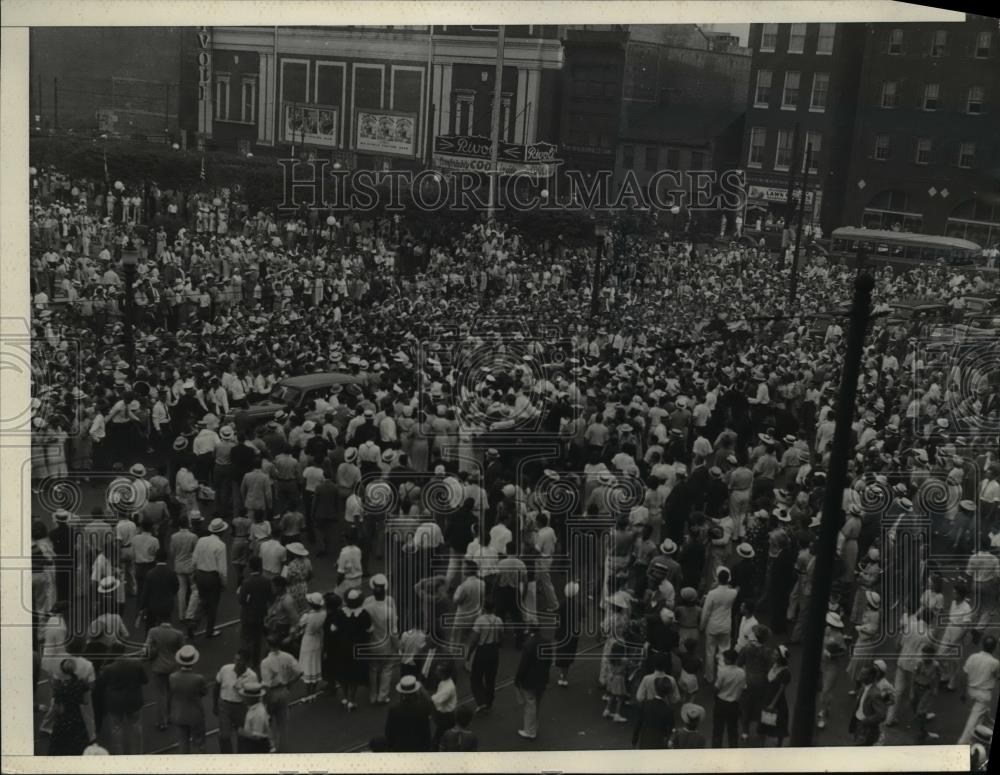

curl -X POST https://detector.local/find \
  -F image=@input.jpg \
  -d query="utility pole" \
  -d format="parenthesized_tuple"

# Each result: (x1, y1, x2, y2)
(591, 224, 606, 321)
(790, 259, 874, 747)
(788, 141, 812, 309)
(487, 25, 506, 221)
(779, 122, 801, 270)
(53, 77, 59, 131)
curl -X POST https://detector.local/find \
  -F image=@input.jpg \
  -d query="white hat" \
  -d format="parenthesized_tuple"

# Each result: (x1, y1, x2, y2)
(306, 592, 324, 607)
(381, 449, 395, 463)
(866, 591, 881, 610)
(825, 611, 844, 629)
(660, 538, 678, 556)
(208, 517, 228, 534)
(608, 590, 631, 609)
(129, 463, 146, 477)
(370, 573, 388, 588)
(396, 675, 420, 694)
(502, 483, 516, 497)
(302, 420, 316, 432)
(175, 644, 200, 666)
(736, 542, 755, 559)
(659, 607, 676, 624)
(344, 447, 358, 462)
(219, 425, 236, 441)
(286, 541, 308, 557)
(564, 581, 580, 598)
(97, 576, 120, 595)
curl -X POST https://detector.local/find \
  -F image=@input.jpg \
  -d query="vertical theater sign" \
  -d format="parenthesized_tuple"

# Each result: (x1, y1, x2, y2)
(197, 26, 212, 137)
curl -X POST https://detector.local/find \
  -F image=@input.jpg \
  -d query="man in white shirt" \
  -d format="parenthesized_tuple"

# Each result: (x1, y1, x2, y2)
(956, 635, 999, 745)
(488, 513, 513, 557)
(534, 512, 558, 612)
(362, 575, 398, 705)
(700, 567, 738, 683)
(214, 649, 259, 753)
(191, 518, 228, 639)
(258, 536, 287, 578)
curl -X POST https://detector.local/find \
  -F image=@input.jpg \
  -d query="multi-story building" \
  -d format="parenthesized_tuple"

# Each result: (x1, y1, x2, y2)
(739, 22, 867, 233)
(29, 27, 199, 140)
(841, 17, 1000, 245)
(557, 25, 750, 211)
(202, 25, 563, 172)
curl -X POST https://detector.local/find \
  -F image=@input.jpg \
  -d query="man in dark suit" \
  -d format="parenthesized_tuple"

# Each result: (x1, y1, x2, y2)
(237, 557, 273, 668)
(383, 674, 433, 751)
(138, 548, 179, 630)
(514, 625, 552, 740)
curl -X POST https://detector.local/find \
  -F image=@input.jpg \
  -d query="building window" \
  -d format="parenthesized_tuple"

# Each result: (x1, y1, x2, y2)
(748, 127, 766, 167)
(967, 86, 984, 115)
(958, 142, 975, 168)
(880, 81, 898, 108)
(930, 30, 947, 57)
(874, 133, 890, 161)
(499, 94, 512, 143)
(782, 71, 800, 109)
(691, 151, 706, 169)
(454, 91, 474, 135)
(810, 73, 829, 111)
(666, 148, 680, 169)
(241, 77, 257, 124)
(975, 31, 992, 58)
(754, 69, 773, 107)
(888, 28, 903, 54)
(816, 23, 835, 54)
(645, 146, 659, 171)
(788, 23, 807, 54)
(760, 23, 778, 52)
(775, 129, 793, 170)
(622, 144, 634, 168)
(803, 131, 821, 173)
(915, 138, 932, 165)
(214, 73, 230, 121)
(923, 83, 939, 111)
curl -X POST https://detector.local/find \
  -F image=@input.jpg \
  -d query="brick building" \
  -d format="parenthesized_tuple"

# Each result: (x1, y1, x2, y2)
(738, 22, 867, 233)
(841, 17, 1000, 246)
(202, 25, 562, 171)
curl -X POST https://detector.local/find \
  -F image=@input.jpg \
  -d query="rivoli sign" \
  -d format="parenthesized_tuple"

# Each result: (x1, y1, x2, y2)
(433, 134, 561, 166)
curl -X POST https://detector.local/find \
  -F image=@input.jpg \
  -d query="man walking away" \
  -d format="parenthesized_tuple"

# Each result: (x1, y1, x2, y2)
(514, 625, 552, 741)
(712, 649, 746, 747)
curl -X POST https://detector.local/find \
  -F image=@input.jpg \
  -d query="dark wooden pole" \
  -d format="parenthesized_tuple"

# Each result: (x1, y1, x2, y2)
(790, 258, 874, 746)
(788, 141, 813, 309)
(779, 122, 801, 270)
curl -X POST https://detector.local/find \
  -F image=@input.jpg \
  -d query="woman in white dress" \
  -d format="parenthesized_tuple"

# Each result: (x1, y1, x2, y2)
(297, 593, 327, 694)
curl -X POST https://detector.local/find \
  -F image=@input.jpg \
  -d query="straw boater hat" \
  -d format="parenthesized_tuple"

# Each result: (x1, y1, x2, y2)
(370, 573, 388, 589)
(826, 611, 844, 629)
(208, 518, 228, 534)
(306, 592, 324, 608)
(865, 591, 881, 610)
(680, 587, 698, 603)
(396, 675, 420, 694)
(175, 644, 200, 666)
(346, 588, 364, 608)
(736, 543, 755, 559)
(680, 703, 705, 725)
(219, 425, 236, 441)
(344, 447, 358, 463)
(660, 538, 678, 556)
(129, 463, 146, 477)
(173, 436, 189, 451)
(53, 509, 72, 524)
(564, 581, 580, 598)
(97, 576, 120, 595)
(286, 541, 308, 557)
(239, 680, 266, 699)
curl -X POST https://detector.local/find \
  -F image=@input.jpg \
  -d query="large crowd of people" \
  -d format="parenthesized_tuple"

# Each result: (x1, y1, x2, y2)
(26, 162, 998, 764)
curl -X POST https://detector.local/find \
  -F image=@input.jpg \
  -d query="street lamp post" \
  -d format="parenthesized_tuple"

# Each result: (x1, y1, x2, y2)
(592, 222, 607, 322)
(121, 241, 139, 373)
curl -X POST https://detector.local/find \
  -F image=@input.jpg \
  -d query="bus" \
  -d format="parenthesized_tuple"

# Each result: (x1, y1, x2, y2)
(827, 227, 989, 272)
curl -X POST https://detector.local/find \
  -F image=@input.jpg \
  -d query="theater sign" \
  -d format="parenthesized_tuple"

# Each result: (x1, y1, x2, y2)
(432, 134, 560, 177)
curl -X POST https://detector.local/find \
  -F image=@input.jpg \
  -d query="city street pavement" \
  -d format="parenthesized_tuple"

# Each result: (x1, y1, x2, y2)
(31, 480, 990, 753)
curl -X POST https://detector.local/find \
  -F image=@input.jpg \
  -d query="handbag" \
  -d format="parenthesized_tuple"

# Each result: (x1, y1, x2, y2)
(760, 708, 778, 727)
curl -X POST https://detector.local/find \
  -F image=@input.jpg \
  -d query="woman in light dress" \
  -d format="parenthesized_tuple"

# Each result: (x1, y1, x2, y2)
(297, 593, 327, 694)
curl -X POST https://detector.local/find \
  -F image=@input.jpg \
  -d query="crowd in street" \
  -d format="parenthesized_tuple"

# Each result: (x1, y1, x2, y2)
(26, 164, 999, 763)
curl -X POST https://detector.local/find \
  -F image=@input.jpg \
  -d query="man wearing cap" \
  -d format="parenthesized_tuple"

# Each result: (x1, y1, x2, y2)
(363, 574, 399, 705)
(191, 518, 228, 639)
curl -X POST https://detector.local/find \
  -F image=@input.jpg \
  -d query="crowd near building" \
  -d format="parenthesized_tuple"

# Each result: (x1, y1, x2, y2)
(23, 17, 1000, 765)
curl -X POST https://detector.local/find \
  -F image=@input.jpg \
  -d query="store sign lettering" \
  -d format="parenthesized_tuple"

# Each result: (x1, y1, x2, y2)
(197, 27, 211, 101)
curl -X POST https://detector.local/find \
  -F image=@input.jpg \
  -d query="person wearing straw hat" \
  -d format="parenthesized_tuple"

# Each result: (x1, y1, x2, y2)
(363, 573, 399, 705)
(817, 610, 848, 729)
(384, 674, 433, 752)
(236, 680, 274, 753)
(672, 703, 706, 749)
(169, 644, 208, 753)
(190, 517, 228, 639)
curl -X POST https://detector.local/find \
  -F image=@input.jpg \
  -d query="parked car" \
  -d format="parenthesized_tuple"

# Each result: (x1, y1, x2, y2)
(227, 371, 368, 434)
